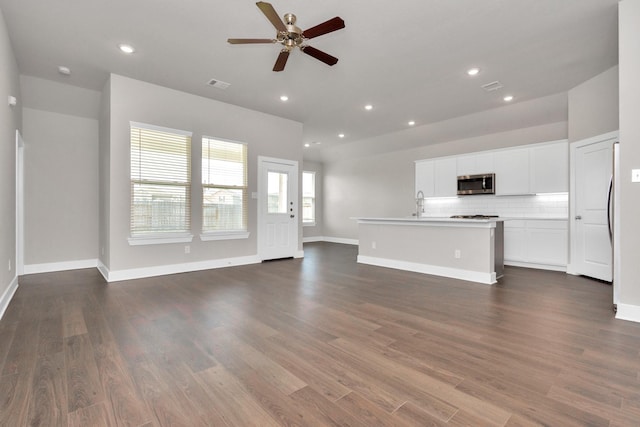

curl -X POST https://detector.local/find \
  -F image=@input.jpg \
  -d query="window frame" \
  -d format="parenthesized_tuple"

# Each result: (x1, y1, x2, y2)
(128, 121, 193, 246)
(302, 171, 316, 226)
(200, 136, 250, 241)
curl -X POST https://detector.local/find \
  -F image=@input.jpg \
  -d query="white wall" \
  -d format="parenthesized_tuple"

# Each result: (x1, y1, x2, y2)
(324, 122, 566, 240)
(22, 107, 98, 266)
(102, 75, 303, 275)
(618, 0, 640, 317)
(0, 7, 21, 317)
(302, 160, 323, 239)
(568, 66, 619, 142)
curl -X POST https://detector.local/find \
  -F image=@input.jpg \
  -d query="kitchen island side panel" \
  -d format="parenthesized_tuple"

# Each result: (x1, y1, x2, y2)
(358, 222, 495, 279)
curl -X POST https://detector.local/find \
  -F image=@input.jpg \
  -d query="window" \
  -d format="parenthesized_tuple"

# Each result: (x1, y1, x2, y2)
(130, 123, 192, 242)
(202, 137, 248, 236)
(302, 171, 315, 225)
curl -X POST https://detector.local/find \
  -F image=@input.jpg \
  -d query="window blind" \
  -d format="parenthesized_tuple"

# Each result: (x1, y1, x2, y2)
(130, 123, 192, 235)
(202, 137, 248, 232)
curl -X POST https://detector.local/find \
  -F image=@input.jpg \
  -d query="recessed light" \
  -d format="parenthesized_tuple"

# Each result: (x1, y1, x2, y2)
(58, 66, 71, 76)
(338, 133, 345, 138)
(118, 44, 135, 54)
(280, 95, 289, 101)
(467, 67, 480, 76)
(408, 120, 416, 126)
(364, 104, 373, 111)
(304, 143, 310, 148)
(503, 95, 514, 102)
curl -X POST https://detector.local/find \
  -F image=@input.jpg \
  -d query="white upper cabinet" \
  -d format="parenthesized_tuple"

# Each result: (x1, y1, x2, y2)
(415, 160, 435, 197)
(457, 152, 494, 176)
(434, 157, 458, 197)
(494, 147, 531, 195)
(530, 141, 569, 193)
(416, 140, 568, 198)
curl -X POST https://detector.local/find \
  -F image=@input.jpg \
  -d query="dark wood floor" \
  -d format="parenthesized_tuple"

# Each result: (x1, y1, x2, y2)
(1, 242, 639, 426)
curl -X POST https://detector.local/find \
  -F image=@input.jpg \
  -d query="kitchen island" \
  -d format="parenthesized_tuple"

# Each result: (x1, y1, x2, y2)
(356, 217, 504, 284)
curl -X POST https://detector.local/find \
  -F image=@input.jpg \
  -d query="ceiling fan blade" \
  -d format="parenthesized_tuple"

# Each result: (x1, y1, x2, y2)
(273, 50, 290, 72)
(302, 16, 345, 39)
(256, 1, 287, 33)
(227, 38, 276, 44)
(301, 45, 338, 66)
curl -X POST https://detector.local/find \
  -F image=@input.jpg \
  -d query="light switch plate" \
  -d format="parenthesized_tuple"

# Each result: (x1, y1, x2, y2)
(633, 169, 640, 183)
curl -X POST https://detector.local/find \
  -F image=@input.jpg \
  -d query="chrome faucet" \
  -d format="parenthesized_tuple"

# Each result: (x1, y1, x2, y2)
(416, 190, 425, 217)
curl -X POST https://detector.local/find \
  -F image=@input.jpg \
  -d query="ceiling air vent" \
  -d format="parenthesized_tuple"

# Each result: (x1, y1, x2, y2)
(481, 81, 503, 92)
(207, 79, 231, 90)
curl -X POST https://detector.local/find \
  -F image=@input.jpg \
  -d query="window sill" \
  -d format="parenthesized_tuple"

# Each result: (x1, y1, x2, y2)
(128, 233, 194, 246)
(303, 222, 317, 227)
(200, 231, 250, 241)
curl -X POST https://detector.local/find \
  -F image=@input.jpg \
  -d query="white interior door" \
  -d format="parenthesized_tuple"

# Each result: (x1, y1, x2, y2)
(258, 157, 298, 260)
(573, 138, 614, 282)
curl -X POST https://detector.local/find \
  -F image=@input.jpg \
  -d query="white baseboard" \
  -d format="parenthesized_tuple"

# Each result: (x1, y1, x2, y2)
(320, 236, 359, 245)
(302, 236, 324, 243)
(0, 275, 19, 320)
(505, 261, 567, 272)
(357, 255, 496, 285)
(24, 258, 98, 275)
(294, 250, 304, 259)
(615, 303, 640, 324)
(100, 255, 262, 282)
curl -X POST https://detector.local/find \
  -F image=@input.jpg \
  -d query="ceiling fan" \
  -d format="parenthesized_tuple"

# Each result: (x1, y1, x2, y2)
(227, 1, 345, 72)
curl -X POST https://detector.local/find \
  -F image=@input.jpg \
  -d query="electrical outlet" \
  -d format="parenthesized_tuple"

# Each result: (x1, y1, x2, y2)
(372, 241, 376, 249)
(454, 249, 461, 259)
(184, 245, 190, 254)
(632, 169, 640, 183)
(8, 259, 11, 272)
(101, 246, 105, 255)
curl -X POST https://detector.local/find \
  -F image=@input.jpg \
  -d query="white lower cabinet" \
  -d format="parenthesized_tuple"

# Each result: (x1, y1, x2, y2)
(504, 219, 568, 271)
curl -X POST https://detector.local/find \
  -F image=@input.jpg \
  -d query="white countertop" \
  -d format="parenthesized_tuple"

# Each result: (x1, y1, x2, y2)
(354, 216, 502, 228)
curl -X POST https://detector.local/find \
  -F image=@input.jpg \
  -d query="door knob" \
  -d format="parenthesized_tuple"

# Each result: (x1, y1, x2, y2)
(290, 214, 295, 218)
(575, 215, 582, 220)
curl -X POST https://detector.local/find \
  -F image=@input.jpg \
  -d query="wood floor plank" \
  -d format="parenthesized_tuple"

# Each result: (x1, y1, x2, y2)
(335, 391, 413, 427)
(63, 304, 88, 338)
(0, 321, 18, 374)
(93, 342, 153, 427)
(213, 329, 307, 396)
(288, 385, 369, 427)
(128, 359, 198, 427)
(64, 333, 105, 413)
(194, 364, 281, 427)
(234, 327, 353, 402)
(393, 401, 451, 426)
(68, 402, 115, 427)
(26, 352, 67, 427)
(0, 373, 30, 426)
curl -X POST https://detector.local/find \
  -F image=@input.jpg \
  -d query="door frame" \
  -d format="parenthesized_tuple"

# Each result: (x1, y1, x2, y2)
(567, 130, 619, 278)
(15, 129, 24, 276)
(257, 156, 301, 260)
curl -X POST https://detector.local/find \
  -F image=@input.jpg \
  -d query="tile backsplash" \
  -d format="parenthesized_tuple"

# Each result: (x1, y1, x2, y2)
(423, 193, 568, 218)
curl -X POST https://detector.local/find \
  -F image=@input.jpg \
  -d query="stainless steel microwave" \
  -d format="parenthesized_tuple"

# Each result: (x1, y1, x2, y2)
(457, 173, 495, 195)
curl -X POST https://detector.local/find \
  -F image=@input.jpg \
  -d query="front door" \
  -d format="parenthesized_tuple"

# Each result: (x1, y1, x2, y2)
(573, 137, 614, 282)
(258, 157, 298, 260)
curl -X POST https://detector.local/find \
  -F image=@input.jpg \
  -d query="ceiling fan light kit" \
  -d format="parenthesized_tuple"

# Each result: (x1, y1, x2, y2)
(228, 1, 345, 72)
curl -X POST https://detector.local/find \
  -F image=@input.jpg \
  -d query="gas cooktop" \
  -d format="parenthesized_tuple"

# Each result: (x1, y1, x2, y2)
(450, 215, 500, 219)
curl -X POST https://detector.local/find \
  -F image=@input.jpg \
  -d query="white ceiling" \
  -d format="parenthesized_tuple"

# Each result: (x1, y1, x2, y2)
(0, 0, 618, 161)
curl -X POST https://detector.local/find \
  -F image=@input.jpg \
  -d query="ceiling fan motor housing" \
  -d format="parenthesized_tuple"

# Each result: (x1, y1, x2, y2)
(280, 13, 304, 49)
